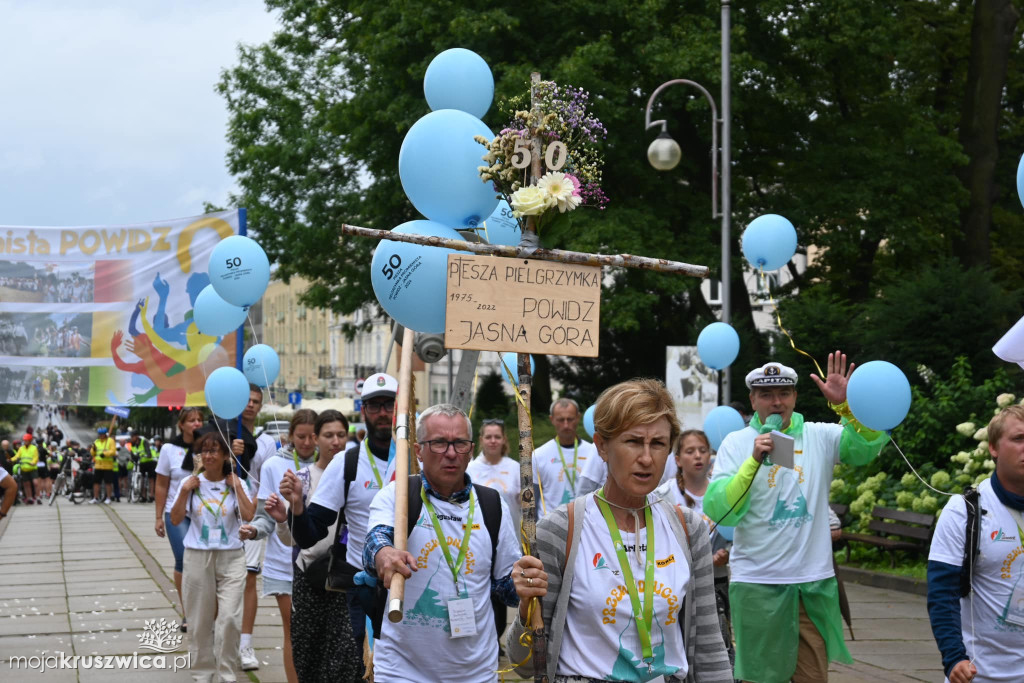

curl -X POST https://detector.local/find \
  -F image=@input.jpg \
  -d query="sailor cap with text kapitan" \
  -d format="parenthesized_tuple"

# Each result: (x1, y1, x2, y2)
(745, 362, 798, 388)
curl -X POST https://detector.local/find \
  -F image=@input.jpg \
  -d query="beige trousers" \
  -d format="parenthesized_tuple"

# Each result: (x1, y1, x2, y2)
(183, 547, 246, 682)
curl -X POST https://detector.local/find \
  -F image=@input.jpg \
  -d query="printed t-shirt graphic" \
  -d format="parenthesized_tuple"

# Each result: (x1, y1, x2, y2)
(179, 474, 252, 551)
(558, 498, 689, 682)
(930, 478, 1024, 682)
(534, 438, 596, 515)
(367, 480, 520, 683)
(710, 424, 837, 584)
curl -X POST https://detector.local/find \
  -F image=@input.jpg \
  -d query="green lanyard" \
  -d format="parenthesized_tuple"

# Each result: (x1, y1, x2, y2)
(293, 447, 318, 471)
(596, 489, 656, 668)
(557, 439, 579, 494)
(420, 486, 476, 590)
(365, 440, 383, 489)
(194, 482, 232, 518)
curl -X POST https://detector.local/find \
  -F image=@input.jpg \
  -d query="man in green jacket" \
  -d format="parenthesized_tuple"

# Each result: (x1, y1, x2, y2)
(704, 351, 889, 683)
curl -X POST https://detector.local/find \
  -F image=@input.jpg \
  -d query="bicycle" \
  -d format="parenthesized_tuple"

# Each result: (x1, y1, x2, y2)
(127, 453, 146, 503)
(49, 453, 86, 505)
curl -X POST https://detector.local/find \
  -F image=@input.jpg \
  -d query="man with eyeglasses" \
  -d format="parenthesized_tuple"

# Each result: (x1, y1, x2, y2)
(364, 403, 521, 682)
(532, 397, 597, 518)
(289, 372, 399, 651)
(703, 355, 889, 683)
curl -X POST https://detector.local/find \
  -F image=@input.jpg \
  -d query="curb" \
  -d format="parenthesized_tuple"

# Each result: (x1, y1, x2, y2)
(837, 565, 928, 596)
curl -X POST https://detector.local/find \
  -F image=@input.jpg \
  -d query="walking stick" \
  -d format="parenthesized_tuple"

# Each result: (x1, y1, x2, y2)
(387, 327, 416, 622)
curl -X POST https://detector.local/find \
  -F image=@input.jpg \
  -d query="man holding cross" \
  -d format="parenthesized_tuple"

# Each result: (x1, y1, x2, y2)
(363, 403, 521, 682)
(704, 352, 889, 683)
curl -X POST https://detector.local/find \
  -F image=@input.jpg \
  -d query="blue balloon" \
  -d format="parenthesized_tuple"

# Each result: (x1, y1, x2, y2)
(479, 200, 522, 246)
(741, 214, 798, 271)
(1017, 153, 1024, 210)
(208, 235, 270, 308)
(424, 48, 494, 119)
(204, 366, 250, 419)
(583, 405, 596, 438)
(193, 285, 247, 337)
(243, 344, 280, 388)
(371, 220, 462, 333)
(500, 352, 535, 386)
(399, 109, 499, 229)
(696, 322, 740, 370)
(847, 360, 912, 431)
(703, 406, 746, 451)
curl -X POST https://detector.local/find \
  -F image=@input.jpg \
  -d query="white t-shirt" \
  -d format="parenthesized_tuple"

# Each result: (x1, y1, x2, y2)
(559, 497, 690, 681)
(368, 480, 520, 683)
(534, 438, 596, 517)
(177, 474, 252, 551)
(309, 439, 397, 568)
(929, 478, 1024, 683)
(156, 442, 190, 515)
(467, 454, 521, 530)
(259, 453, 316, 581)
(709, 422, 839, 584)
(668, 484, 712, 532)
(0, 465, 9, 483)
(247, 433, 277, 489)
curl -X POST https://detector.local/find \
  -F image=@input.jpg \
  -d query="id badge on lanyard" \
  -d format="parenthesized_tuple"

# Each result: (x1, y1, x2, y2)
(1003, 508, 1024, 627)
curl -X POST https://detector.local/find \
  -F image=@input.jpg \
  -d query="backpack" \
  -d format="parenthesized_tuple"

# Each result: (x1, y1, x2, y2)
(959, 486, 983, 598)
(370, 474, 502, 638)
(318, 447, 362, 592)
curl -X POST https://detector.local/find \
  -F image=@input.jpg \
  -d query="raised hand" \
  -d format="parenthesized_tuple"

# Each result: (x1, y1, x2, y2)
(265, 493, 287, 523)
(810, 350, 855, 405)
(152, 273, 169, 299)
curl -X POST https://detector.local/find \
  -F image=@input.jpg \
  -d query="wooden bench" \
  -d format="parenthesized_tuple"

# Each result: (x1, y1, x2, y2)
(840, 506, 936, 567)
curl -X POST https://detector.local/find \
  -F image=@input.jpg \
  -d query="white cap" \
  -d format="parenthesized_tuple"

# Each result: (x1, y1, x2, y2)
(745, 362, 798, 388)
(994, 314, 1024, 370)
(361, 372, 398, 402)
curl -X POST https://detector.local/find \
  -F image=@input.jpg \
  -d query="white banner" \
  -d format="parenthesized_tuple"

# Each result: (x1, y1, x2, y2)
(665, 346, 719, 431)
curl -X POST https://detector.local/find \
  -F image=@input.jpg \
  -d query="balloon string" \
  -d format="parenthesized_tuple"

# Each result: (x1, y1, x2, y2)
(759, 268, 825, 377)
(467, 369, 480, 420)
(499, 355, 545, 516)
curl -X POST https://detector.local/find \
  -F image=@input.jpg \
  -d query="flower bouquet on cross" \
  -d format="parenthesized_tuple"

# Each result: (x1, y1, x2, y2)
(475, 80, 607, 242)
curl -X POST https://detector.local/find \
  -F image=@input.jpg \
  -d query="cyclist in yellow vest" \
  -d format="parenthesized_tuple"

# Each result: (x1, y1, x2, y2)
(90, 427, 117, 504)
(131, 432, 158, 503)
(14, 434, 40, 504)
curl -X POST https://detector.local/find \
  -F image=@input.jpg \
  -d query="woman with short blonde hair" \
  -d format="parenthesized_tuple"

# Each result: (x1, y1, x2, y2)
(507, 378, 731, 682)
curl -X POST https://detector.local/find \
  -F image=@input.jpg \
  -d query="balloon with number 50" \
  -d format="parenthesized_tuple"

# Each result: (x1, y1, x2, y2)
(208, 235, 270, 308)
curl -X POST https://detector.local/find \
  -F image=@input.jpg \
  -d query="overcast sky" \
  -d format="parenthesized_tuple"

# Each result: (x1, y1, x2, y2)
(0, 1, 279, 227)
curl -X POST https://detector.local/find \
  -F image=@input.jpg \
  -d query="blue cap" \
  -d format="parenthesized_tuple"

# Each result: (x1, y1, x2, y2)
(97, 427, 108, 435)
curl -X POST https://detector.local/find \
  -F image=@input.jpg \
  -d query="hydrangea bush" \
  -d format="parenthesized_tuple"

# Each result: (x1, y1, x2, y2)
(831, 391, 1019, 532)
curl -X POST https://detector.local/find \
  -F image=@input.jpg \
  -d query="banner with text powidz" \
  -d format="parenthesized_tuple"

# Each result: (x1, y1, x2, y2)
(0, 210, 241, 406)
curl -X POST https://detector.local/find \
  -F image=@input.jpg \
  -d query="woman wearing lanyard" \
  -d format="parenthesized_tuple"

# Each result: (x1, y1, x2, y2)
(467, 418, 521, 639)
(239, 409, 317, 683)
(266, 409, 362, 682)
(171, 431, 255, 682)
(507, 379, 732, 682)
(154, 407, 204, 632)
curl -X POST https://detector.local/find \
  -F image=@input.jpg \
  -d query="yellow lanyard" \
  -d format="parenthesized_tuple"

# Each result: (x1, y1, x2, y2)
(365, 439, 383, 489)
(556, 439, 579, 494)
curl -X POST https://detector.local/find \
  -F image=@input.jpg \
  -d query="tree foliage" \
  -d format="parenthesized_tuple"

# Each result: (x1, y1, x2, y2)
(219, 1, 1024, 438)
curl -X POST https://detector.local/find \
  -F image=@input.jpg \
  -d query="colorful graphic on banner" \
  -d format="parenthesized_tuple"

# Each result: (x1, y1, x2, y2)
(0, 211, 241, 406)
(665, 345, 719, 430)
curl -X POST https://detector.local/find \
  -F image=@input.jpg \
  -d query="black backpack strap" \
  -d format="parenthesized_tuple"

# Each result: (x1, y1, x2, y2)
(406, 474, 424, 536)
(960, 486, 982, 598)
(473, 484, 502, 578)
(339, 446, 360, 528)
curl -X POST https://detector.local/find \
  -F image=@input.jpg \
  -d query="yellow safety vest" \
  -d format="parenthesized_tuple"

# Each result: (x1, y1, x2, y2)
(15, 444, 39, 468)
(93, 438, 116, 471)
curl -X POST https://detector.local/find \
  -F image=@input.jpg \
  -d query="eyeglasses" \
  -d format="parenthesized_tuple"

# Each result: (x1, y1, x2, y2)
(421, 439, 475, 455)
(199, 448, 224, 456)
(364, 400, 396, 415)
(482, 418, 504, 426)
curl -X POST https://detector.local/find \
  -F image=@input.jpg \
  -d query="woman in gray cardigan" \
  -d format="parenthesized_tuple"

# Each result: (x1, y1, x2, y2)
(507, 379, 733, 683)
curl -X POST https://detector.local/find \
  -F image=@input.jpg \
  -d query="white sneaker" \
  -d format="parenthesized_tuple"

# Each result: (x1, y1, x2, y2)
(88, 498, 99, 504)
(103, 498, 112, 504)
(240, 646, 259, 670)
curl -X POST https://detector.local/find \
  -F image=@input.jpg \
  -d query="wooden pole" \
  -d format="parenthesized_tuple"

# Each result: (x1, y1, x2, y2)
(387, 327, 416, 622)
(522, 70, 548, 683)
(337, 224, 708, 278)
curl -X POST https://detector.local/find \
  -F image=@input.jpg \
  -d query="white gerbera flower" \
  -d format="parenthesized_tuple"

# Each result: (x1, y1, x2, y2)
(538, 172, 581, 213)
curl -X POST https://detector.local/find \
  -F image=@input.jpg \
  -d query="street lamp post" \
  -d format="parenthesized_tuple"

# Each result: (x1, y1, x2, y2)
(644, 0, 732, 404)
